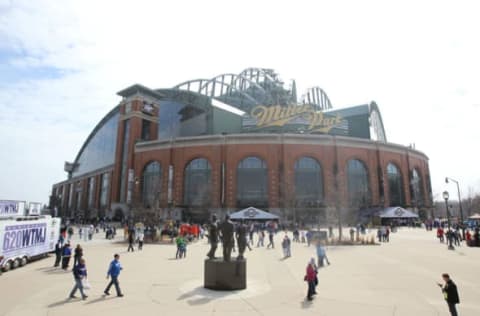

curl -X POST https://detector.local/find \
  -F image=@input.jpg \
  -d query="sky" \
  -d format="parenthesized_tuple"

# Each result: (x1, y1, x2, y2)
(0, 0, 479, 205)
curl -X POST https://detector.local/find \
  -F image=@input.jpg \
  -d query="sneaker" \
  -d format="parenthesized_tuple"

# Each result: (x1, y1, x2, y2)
(104, 291, 110, 296)
(117, 294, 124, 297)
(82, 295, 88, 300)
(69, 295, 77, 299)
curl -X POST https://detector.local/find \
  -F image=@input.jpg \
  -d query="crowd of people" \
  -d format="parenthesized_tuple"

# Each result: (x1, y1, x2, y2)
(48, 218, 464, 316)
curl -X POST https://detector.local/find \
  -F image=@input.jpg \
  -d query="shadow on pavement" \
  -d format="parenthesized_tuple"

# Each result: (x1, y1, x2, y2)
(84, 295, 116, 305)
(300, 298, 314, 309)
(177, 286, 235, 306)
(47, 299, 77, 308)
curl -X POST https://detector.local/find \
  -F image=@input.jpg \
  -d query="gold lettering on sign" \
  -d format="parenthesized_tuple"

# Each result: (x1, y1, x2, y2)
(250, 104, 343, 133)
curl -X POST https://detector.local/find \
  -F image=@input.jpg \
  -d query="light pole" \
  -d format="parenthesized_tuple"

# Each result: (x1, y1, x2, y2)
(445, 177, 465, 239)
(442, 191, 454, 250)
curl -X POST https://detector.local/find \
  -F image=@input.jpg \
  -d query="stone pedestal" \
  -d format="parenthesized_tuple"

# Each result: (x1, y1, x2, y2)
(204, 258, 246, 290)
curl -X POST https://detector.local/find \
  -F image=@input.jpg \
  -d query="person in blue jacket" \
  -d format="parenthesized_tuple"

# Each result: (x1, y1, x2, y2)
(104, 254, 124, 297)
(61, 243, 72, 270)
(69, 258, 88, 300)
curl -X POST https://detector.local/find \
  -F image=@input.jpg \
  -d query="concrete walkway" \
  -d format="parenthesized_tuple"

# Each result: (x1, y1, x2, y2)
(0, 228, 479, 316)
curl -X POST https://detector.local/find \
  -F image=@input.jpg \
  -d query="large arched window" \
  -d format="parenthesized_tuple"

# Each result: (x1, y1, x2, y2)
(184, 158, 212, 206)
(387, 163, 404, 206)
(142, 161, 162, 208)
(295, 157, 323, 206)
(347, 159, 371, 207)
(411, 168, 424, 207)
(237, 157, 268, 207)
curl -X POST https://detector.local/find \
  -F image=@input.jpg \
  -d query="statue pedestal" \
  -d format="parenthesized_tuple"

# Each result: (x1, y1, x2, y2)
(204, 258, 246, 290)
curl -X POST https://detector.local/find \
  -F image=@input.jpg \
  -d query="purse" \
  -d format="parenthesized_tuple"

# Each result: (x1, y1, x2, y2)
(82, 279, 91, 290)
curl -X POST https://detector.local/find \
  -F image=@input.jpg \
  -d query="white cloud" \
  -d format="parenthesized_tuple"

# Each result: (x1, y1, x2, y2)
(0, 0, 479, 204)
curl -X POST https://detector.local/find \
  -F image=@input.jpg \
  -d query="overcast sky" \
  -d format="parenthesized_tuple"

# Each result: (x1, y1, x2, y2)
(0, 0, 479, 205)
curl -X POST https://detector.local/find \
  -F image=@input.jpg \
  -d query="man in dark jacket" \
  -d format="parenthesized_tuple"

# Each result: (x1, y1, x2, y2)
(53, 240, 62, 267)
(69, 258, 88, 300)
(438, 273, 460, 316)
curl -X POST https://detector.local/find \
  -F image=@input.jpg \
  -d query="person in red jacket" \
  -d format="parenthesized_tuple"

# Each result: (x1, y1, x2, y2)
(305, 258, 317, 301)
(437, 227, 445, 243)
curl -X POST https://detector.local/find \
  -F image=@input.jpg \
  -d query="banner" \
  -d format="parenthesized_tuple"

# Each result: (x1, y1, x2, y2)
(0, 200, 23, 217)
(2, 223, 47, 255)
(28, 202, 42, 215)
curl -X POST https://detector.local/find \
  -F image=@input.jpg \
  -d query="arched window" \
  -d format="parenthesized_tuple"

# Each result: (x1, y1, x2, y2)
(387, 163, 404, 206)
(142, 161, 162, 208)
(184, 158, 212, 206)
(411, 169, 424, 207)
(347, 159, 371, 207)
(294, 157, 323, 206)
(237, 157, 268, 207)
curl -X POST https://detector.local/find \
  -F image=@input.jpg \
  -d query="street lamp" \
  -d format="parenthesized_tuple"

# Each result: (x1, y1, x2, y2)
(445, 177, 465, 239)
(442, 191, 454, 250)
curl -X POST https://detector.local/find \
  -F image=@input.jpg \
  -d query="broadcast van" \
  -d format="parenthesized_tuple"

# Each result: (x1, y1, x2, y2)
(0, 215, 61, 272)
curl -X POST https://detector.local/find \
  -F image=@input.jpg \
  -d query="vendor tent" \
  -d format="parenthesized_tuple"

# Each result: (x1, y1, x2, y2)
(230, 207, 279, 220)
(378, 207, 419, 218)
(468, 213, 480, 220)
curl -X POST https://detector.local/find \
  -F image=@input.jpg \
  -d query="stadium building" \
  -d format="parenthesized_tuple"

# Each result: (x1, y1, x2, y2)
(50, 68, 432, 224)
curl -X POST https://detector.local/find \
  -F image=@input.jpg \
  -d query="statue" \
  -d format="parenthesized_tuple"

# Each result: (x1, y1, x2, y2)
(236, 220, 248, 260)
(206, 215, 218, 259)
(219, 215, 235, 261)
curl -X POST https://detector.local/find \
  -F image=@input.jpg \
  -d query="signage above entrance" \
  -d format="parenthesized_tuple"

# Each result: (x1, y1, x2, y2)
(248, 104, 343, 133)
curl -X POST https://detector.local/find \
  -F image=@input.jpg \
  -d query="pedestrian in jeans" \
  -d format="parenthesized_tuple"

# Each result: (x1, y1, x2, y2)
(104, 254, 124, 297)
(69, 258, 88, 300)
(438, 273, 460, 316)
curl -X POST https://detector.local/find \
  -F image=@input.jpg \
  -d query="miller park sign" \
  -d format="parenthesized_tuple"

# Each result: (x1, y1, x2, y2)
(246, 104, 344, 133)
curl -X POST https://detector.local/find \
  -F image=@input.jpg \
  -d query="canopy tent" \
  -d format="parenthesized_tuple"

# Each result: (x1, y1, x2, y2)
(468, 213, 480, 220)
(378, 207, 419, 218)
(229, 207, 279, 220)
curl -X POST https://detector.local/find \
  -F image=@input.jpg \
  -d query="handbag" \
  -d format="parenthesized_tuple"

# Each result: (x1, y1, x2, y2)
(82, 279, 91, 290)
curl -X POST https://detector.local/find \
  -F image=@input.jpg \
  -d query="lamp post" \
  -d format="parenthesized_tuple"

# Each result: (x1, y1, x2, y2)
(445, 177, 465, 239)
(442, 191, 454, 250)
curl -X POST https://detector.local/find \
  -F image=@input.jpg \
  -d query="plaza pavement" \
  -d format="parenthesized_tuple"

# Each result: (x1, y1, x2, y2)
(0, 228, 479, 316)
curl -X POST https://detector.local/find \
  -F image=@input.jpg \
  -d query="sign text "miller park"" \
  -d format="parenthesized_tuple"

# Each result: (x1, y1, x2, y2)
(250, 104, 343, 133)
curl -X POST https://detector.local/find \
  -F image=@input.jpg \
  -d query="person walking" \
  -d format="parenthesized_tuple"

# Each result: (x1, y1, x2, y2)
(69, 258, 88, 300)
(257, 230, 265, 247)
(315, 240, 330, 267)
(438, 273, 460, 316)
(104, 254, 124, 297)
(61, 243, 72, 270)
(267, 230, 274, 249)
(53, 240, 62, 267)
(73, 244, 83, 267)
(138, 231, 144, 250)
(127, 232, 135, 252)
(304, 258, 317, 301)
(282, 235, 291, 258)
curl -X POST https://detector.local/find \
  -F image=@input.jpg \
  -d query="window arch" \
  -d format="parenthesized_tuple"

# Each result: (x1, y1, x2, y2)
(294, 157, 323, 206)
(347, 159, 371, 207)
(142, 161, 162, 208)
(237, 156, 268, 208)
(411, 168, 424, 207)
(387, 163, 404, 206)
(184, 158, 212, 206)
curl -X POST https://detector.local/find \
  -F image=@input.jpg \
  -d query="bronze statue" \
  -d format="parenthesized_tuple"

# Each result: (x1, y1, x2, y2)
(236, 220, 248, 260)
(206, 215, 218, 259)
(219, 215, 234, 261)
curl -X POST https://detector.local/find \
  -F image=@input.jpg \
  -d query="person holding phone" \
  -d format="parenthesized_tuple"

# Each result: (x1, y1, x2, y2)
(437, 273, 460, 316)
